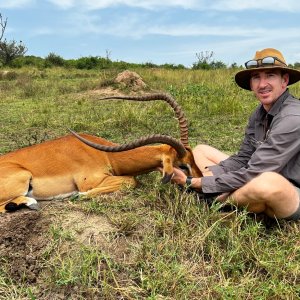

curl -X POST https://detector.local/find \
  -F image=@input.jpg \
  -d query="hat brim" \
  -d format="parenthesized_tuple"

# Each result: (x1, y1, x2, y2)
(235, 66, 300, 90)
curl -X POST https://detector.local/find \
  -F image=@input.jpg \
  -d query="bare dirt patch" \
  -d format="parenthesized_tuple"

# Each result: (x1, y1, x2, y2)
(0, 209, 48, 283)
(0, 200, 122, 296)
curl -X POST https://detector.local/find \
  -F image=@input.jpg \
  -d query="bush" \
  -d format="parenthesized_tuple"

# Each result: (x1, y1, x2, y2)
(0, 70, 17, 80)
(0, 39, 27, 65)
(74, 56, 112, 69)
(44, 52, 65, 67)
(160, 63, 186, 70)
(11, 55, 44, 68)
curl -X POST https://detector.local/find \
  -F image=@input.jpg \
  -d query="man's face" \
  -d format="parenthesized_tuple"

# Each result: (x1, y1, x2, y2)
(250, 69, 289, 111)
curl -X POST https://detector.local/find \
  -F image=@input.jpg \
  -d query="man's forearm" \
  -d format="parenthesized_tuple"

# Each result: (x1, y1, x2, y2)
(190, 177, 202, 191)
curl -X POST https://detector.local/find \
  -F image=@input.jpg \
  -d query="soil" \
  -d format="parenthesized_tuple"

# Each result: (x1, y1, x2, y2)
(114, 70, 147, 91)
(0, 209, 48, 283)
(0, 200, 122, 299)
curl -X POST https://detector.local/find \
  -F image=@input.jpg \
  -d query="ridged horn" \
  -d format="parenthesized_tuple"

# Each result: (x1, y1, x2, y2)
(69, 129, 187, 158)
(95, 93, 189, 146)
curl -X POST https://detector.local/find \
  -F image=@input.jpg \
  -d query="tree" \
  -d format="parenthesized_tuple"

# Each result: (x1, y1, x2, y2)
(44, 52, 65, 67)
(192, 51, 227, 70)
(0, 13, 28, 65)
(0, 12, 7, 41)
(294, 62, 300, 69)
(192, 51, 213, 69)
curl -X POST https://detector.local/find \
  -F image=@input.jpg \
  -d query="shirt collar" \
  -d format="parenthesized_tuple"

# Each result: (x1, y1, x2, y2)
(257, 89, 290, 120)
(268, 89, 290, 117)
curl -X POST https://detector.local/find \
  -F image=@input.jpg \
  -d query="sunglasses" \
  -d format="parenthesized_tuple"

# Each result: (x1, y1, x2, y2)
(245, 56, 287, 69)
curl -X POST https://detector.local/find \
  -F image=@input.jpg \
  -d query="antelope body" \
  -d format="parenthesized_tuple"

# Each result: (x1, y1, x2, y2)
(0, 93, 202, 213)
(0, 133, 200, 212)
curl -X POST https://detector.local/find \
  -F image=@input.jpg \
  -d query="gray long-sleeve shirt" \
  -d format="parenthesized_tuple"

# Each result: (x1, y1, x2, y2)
(202, 90, 300, 193)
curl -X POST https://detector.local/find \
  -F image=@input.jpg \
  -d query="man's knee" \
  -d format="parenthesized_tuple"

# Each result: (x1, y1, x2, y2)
(193, 144, 210, 156)
(193, 144, 229, 165)
(248, 172, 290, 200)
(231, 172, 296, 217)
(192, 144, 217, 174)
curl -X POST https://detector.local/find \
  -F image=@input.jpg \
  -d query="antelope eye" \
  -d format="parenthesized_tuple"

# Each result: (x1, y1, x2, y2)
(178, 164, 189, 171)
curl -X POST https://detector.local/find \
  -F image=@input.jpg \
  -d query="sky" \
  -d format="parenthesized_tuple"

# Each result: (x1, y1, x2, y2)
(0, 0, 300, 67)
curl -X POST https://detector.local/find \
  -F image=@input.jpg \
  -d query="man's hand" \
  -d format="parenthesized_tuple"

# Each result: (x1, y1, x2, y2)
(172, 168, 202, 191)
(157, 167, 202, 190)
(171, 167, 188, 186)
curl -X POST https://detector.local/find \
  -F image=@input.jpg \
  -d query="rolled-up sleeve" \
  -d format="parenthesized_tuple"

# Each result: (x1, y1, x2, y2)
(202, 107, 300, 193)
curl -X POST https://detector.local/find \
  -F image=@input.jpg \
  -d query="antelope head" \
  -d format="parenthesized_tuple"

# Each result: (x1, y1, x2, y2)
(69, 131, 202, 183)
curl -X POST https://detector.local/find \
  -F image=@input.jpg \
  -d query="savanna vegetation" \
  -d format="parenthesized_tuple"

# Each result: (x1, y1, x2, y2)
(0, 65, 299, 300)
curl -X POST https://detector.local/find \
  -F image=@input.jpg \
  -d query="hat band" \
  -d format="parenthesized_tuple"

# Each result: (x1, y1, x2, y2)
(245, 56, 287, 69)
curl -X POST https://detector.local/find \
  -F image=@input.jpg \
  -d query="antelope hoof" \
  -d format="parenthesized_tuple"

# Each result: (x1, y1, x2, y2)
(26, 198, 39, 210)
(161, 173, 173, 184)
(5, 202, 21, 212)
(28, 203, 39, 210)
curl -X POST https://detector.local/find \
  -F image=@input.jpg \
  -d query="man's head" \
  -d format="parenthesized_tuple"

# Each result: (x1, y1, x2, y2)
(249, 69, 289, 111)
(235, 48, 300, 91)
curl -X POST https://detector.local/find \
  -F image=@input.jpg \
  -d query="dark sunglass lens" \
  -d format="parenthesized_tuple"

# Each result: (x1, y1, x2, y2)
(245, 60, 258, 69)
(261, 57, 275, 65)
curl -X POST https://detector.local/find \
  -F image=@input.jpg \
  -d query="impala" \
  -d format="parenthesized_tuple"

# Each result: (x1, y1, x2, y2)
(0, 93, 202, 213)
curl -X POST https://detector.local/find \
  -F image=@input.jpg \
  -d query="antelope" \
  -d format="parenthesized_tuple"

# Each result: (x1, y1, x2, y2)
(0, 93, 202, 213)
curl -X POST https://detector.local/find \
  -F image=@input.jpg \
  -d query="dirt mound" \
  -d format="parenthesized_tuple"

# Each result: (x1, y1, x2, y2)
(88, 70, 147, 96)
(114, 70, 147, 91)
(0, 210, 50, 283)
(0, 201, 117, 288)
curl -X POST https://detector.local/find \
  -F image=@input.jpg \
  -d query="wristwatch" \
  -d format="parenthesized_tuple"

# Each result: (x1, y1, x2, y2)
(186, 176, 193, 187)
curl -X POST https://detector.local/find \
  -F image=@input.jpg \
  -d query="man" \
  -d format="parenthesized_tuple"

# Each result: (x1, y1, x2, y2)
(172, 48, 300, 220)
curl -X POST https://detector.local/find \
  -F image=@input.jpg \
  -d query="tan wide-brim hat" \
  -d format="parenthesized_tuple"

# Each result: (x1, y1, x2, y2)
(235, 48, 300, 90)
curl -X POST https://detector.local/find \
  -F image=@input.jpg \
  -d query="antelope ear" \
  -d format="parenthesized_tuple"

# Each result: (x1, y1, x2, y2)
(161, 172, 173, 184)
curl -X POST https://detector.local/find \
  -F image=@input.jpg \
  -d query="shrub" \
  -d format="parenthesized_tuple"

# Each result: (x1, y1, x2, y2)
(74, 56, 112, 70)
(11, 55, 44, 68)
(44, 52, 65, 67)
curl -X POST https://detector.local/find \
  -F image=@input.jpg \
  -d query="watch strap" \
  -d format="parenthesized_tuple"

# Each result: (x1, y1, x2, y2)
(186, 176, 193, 187)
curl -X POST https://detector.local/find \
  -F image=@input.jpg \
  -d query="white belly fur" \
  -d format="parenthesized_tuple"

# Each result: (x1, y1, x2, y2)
(27, 190, 79, 201)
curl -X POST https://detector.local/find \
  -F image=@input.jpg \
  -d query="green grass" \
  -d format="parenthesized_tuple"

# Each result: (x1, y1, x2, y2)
(0, 66, 300, 299)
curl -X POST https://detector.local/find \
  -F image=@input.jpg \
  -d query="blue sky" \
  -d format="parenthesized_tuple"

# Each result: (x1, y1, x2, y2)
(1, 0, 300, 67)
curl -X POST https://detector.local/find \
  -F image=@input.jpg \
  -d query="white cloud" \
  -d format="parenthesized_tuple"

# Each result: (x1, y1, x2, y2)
(1, 0, 300, 12)
(47, 0, 74, 9)
(46, 0, 200, 10)
(46, 0, 300, 11)
(210, 0, 300, 12)
(148, 24, 264, 37)
(38, 5, 300, 43)
(30, 27, 55, 36)
(60, 12, 300, 40)
(0, 0, 34, 9)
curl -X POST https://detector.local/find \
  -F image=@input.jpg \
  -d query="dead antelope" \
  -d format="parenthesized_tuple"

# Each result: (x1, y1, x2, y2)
(0, 93, 202, 213)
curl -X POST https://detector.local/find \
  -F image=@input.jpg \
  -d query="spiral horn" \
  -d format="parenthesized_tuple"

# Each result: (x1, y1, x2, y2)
(69, 129, 187, 158)
(94, 93, 189, 146)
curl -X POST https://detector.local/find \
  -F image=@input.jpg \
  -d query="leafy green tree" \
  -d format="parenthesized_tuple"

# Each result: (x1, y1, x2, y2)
(192, 51, 214, 70)
(294, 62, 300, 69)
(44, 52, 65, 67)
(11, 55, 45, 68)
(230, 62, 239, 69)
(210, 60, 226, 69)
(192, 51, 227, 70)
